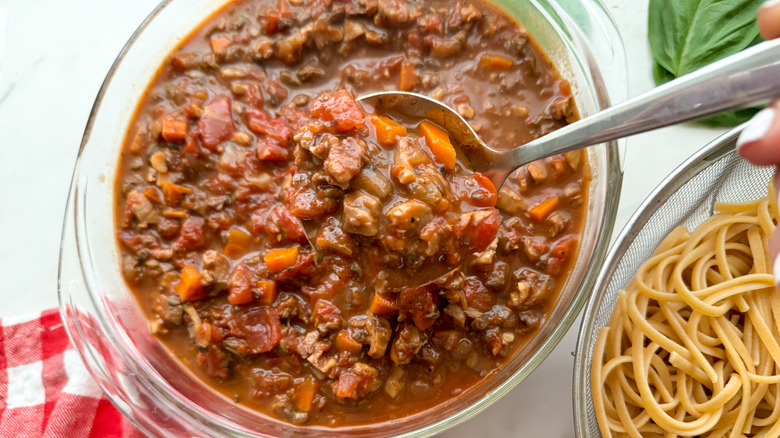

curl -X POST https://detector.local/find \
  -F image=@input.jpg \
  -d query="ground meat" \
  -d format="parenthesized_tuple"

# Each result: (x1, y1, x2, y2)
(323, 137, 367, 187)
(377, 0, 411, 26)
(202, 250, 230, 289)
(342, 192, 381, 236)
(390, 322, 423, 365)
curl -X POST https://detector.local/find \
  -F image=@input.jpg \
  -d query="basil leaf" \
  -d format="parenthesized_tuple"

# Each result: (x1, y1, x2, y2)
(652, 61, 676, 86)
(648, 0, 762, 77)
(697, 108, 761, 126)
(648, 0, 764, 126)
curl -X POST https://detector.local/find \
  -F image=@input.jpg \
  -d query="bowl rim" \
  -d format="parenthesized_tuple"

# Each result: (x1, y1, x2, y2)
(58, 0, 627, 436)
(571, 123, 748, 437)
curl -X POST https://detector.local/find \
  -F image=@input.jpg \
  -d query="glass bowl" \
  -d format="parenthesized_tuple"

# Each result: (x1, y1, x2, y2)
(58, 0, 626, 436)
(572, 125, 774, 437)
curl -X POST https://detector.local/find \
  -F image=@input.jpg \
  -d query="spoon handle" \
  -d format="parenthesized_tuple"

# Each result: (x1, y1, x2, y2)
(499, 38, 780, 172)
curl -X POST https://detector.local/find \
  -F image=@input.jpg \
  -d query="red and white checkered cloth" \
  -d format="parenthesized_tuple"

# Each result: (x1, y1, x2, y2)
(0, 309, 143, 438)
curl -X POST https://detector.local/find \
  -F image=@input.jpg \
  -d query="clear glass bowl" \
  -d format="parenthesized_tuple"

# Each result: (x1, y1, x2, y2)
(572, 125, 774, 437)
(58, 0, 626, 436)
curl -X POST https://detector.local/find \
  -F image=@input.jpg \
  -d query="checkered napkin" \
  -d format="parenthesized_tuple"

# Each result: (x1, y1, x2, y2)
(0, 309, 142, 438)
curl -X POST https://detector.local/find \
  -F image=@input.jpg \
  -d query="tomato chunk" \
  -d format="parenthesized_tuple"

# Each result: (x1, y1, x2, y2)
(336, 371, 362, 399)
(310, 90, 365, 133)
(463, 277, 495, 312)
(546, 237, 578, 276)
(461, 208, 501, 253)
(228, 264, 255, 305)
(232, 306, 282, 354)
(246, 109, 294, 146)
(175, 217, 206, 251)
(469, 173, 498, 207)
(199, 95, 235, 149)
(398, 285, 439, 330)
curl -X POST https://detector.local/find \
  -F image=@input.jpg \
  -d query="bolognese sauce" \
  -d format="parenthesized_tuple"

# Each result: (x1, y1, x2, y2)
(116, 0, 587, 426)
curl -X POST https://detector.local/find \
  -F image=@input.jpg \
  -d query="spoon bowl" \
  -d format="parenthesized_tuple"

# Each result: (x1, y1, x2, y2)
(361, 38, 780, 189)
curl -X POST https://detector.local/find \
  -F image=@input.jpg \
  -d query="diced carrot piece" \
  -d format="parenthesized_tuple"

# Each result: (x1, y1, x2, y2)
(370, 115, 407, 147)
(175, 265, 205, 301)
(369, 293, 398, 317)
(161, 182, 193, 205)
(420, 121, 456, 171)
(163, 208, 187, 219)
(470, 172, 497, 207)
(256, 280, 278, 305)
(264, 246, 299, 273)
(223, 228, 253, 258)
(294, 376, 319, 412)
(335, 330, 363, 354)
(160, 119, 188, 142)
(399, 61, 417, 91)
(528, 196, 560, 222)
(209, 35, 232, 56)
(143, 187, 162, 204)
(479, 54, 514, 71)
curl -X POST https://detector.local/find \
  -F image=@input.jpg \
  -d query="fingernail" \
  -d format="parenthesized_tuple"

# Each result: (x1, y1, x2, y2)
(762, 0, 780, 9)
(737, 107, 776, 151)
(774, 254, 780, 287)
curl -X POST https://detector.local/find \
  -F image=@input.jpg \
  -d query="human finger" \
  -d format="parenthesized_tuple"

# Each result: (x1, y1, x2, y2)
(758, 0, 780, 40)
(737, 101, 780, 166)
(770, 172, 780, 291)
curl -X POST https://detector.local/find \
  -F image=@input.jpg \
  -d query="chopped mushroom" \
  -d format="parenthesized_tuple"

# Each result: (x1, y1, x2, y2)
(126, 191, 160, 226)
(385, 199, 432, 233)
(366, 315, 392, 359)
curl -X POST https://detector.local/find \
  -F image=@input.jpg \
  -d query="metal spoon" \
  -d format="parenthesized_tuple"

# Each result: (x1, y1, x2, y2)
(359, 38, 780, 189)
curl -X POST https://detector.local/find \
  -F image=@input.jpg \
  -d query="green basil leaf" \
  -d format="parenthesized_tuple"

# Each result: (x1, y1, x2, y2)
(648, 0, 762, 77)
(698, 108, 761, 127)
(652, 60, 763, 127)
(652, 61, 676, 85)
(648, 0, 764, 126)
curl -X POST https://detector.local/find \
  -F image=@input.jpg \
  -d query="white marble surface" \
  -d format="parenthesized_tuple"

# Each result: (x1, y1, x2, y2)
(0, 0, 728, 436)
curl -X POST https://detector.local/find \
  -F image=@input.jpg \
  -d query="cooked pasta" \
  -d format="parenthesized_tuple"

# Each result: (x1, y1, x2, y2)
(591, 183, 780, 438)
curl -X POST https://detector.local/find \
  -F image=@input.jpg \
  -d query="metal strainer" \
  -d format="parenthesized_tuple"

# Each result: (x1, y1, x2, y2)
(572, 125, 775, 437)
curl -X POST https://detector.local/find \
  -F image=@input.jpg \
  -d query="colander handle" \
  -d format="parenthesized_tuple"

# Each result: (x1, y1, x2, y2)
(501, 38, 780, 171)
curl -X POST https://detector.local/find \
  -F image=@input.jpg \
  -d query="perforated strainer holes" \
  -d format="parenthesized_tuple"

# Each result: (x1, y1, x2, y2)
(580, 148, 773, 437)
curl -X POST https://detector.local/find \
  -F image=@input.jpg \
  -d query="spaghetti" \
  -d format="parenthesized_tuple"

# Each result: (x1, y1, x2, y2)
(591, 184, 780, 438)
